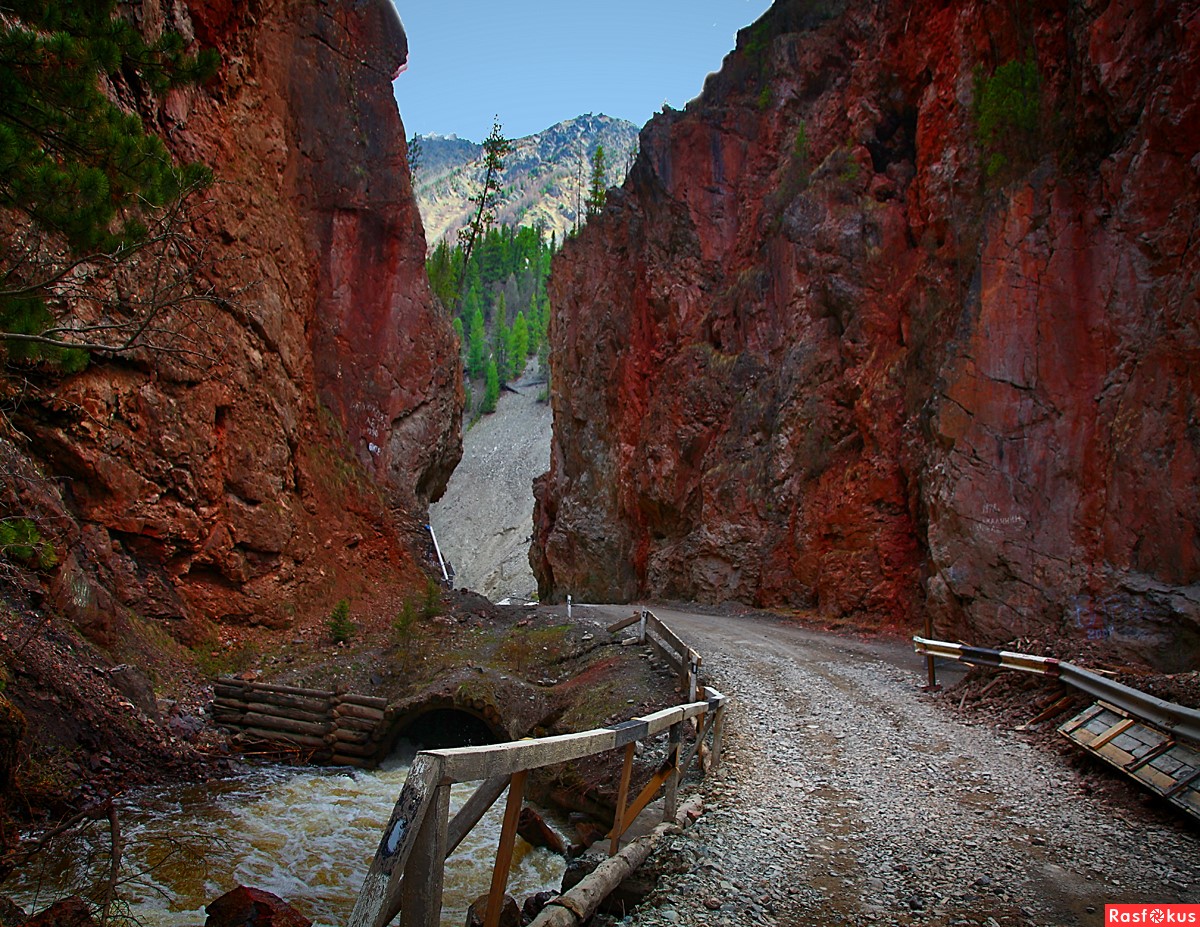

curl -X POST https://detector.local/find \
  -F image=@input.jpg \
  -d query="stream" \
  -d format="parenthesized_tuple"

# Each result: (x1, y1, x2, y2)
(10, 750, 564, 927)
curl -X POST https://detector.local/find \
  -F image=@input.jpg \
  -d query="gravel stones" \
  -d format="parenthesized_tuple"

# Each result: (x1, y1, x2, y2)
(587, 608, 1200, 927)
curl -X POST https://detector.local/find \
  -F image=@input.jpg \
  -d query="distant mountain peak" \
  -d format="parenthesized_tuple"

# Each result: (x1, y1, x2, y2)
(412, 114, 639, 247)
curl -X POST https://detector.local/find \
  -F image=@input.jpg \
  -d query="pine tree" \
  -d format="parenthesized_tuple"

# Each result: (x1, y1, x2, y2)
(509, 311, 529, 381)
(467, 307, 487, 379)
(482, 358, 500, 413)
(457, 117, 513, 282)
(0, 2, 219, 363)
(586, 144, 608, 218)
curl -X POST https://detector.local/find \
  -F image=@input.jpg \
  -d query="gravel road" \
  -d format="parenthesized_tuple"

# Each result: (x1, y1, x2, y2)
(584, 605, 1200, 927)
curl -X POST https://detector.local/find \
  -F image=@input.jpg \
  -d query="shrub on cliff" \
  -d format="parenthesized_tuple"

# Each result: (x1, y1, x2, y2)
(974, 54, 1041, 180)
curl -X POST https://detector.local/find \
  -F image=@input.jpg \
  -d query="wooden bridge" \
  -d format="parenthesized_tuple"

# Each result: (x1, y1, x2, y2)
(344, 608, 728, 927)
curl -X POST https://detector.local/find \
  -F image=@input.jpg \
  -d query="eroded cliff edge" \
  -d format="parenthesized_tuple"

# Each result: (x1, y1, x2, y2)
(4, 0, 461, 643)
(532, 0, 1200, 668)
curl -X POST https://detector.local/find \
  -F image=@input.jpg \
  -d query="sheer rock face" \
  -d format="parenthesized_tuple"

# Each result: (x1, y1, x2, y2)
(12, 0, 461, 640)
(532, 0, 1200, 668)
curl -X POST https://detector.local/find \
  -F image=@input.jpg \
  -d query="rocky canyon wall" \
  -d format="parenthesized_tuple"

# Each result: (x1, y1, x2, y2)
(532, 0, 1200, 668)
(4, 0, 460, 641)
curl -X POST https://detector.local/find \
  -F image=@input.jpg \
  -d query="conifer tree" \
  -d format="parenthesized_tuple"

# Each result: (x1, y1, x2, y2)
(482, 358, 500, 413)
(586, 144, 608, 218)
(467, 306, 487, 379)
(0, 1, 218, 363)
(509, 311, 529, 381)
(457, 117, 513, 283)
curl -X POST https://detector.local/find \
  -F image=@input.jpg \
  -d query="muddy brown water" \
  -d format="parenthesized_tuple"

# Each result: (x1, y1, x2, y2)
(10, 749, 564, 927)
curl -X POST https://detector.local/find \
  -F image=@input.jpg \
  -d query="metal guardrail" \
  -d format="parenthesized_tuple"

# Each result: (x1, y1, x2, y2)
(913, 636, 1200, 743)
(350, 609, 729, 927)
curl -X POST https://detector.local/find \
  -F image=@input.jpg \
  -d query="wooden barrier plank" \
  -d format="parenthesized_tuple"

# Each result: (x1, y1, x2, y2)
(434, 728, 620, 783)
(348, 754, 443, 927)
(241, 701, 331, 724)
(606, 614, 640, 634)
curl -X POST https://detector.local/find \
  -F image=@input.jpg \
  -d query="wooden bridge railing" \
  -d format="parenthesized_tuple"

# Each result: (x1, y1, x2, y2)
(348, 608, 729, 927)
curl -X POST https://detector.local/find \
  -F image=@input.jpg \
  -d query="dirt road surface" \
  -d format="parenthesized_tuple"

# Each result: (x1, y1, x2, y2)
(581, 604, 1200, 927)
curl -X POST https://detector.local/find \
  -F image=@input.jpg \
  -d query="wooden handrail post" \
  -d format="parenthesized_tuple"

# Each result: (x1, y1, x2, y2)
(399, 782, 451, 927)
(710, 704, 727, 772)
(484, 770, 529, 927)
(664, 721, 682, 822)
(610, 742, 636, 856)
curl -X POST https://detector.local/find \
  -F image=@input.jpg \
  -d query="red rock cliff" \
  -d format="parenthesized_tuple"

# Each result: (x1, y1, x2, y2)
(532, 0, 1200, 668)
(5, 0, 461, 640)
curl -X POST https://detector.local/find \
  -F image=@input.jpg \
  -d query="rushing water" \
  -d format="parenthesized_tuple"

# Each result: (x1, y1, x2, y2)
(10, 752, 564, 927)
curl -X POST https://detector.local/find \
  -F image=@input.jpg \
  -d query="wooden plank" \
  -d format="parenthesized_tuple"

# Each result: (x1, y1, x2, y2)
(446, 776, 509, 855)
(434, 728, 622, 783)
(710, 703, 727, 772)
(606, 613, 640, 634)
(664, 721, 682, 822)
(485, 771, 528, 927)
(1058, 702, 1108, 736)
(399, 782, 451, 927)
(645, 614, 688, 661)
(608, 764, 673, 840)
(1091, 718, 1136, 750)
(646, 634, 683, 676)
(610, 743, 636, 856)
(348, 754, 443, 927)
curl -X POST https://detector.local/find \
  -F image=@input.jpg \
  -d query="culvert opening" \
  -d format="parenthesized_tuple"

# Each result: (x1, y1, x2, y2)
(392, 707, 502, 751)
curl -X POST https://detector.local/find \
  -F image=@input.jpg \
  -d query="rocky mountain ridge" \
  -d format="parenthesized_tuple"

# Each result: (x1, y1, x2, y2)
(413, 113, 639, 246)
(532, 0, 1200, 669)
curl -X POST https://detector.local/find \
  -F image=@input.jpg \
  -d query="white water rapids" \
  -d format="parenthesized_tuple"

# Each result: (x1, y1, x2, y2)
(11, 752, 564, 927)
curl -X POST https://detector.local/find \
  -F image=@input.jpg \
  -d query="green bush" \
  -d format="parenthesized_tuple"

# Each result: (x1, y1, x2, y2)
(0, 517, 57, 569)
(974, 55, 1041, 179)
(327, 599, 354, 644)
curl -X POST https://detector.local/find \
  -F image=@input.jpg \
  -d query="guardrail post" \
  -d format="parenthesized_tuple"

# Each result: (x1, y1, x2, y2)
(709, 704, 726, 772)
(399, 781, 451, 927)
(484, 770, 529, 927)
(664, 721, 682, 822)
(637, 608, 647, 644)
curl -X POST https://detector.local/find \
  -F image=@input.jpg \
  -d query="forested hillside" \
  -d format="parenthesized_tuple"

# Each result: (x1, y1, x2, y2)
(426, 224, 555, 418)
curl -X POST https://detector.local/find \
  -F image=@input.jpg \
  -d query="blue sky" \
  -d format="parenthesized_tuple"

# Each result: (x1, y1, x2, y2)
(391, 1, 775, 142)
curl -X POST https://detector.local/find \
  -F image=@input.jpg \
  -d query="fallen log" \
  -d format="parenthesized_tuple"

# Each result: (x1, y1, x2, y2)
(238, 727, 328, 751)
(215, 688, 331, 715)
(242, 712, 332, 738)
(528, 796, 703, 927)
(337, 692, 389, 711)
(333, 702, 386, 723)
